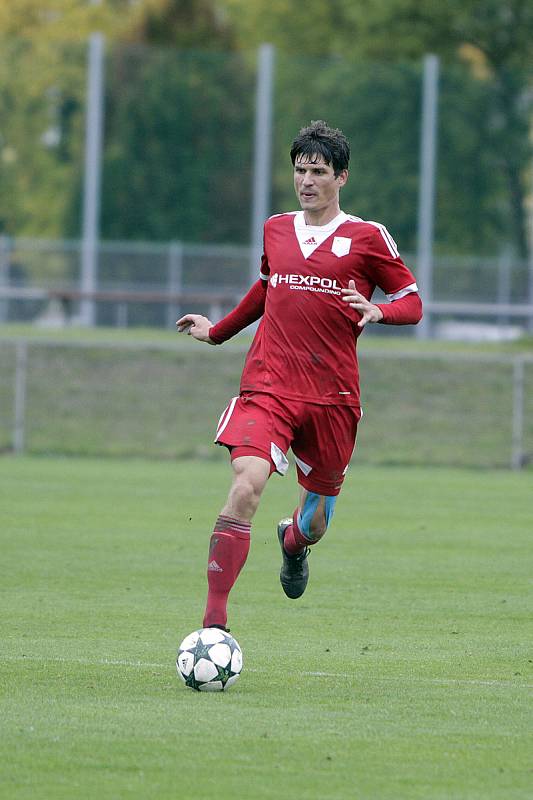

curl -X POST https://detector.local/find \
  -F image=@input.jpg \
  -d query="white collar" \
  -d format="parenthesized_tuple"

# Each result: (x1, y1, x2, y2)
(293, 211, 349, 259)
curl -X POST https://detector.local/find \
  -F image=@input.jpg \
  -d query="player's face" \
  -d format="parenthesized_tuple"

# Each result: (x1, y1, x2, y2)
(293, 153, 348, 224)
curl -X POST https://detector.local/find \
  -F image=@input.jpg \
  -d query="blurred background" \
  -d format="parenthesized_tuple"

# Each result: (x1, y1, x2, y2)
(1, 0, 532, 468)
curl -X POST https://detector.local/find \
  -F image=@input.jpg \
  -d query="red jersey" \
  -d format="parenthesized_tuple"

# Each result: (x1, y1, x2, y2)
(237, 211, 419, 408)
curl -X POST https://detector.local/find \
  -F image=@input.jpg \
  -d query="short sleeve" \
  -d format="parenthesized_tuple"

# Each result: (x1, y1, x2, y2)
(259, 251, 270, 282)
(366, 224, 418, 299)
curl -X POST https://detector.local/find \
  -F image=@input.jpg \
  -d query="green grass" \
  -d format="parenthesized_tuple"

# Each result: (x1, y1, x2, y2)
(0, 322, 533, 353)
(1, 325, 533, 467)
(1, 456, 531, 799)
(1, 321, 533, 354)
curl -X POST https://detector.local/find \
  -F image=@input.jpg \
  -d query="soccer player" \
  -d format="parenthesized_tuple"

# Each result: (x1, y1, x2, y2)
(177, 120, 422, 631)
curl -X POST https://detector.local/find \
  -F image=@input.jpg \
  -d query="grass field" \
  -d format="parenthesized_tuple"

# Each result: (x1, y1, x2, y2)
(1, 455, 531, 799)
(1, 324, 533, 467)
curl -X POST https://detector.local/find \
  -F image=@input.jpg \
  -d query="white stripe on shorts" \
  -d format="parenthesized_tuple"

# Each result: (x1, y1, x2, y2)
(293, 454, 313, 476)
(215, 396, 238, 442)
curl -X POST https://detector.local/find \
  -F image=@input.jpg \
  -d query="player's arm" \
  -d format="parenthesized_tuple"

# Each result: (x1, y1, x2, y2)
(176, 278, 267, 345)
(374, 289, 422, 325)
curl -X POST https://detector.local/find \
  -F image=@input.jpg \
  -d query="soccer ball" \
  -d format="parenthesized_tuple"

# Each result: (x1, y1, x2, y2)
(176, 628, 243, 692)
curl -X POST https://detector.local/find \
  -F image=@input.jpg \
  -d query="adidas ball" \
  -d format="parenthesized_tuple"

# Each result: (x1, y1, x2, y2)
(177, 628, 243, 692)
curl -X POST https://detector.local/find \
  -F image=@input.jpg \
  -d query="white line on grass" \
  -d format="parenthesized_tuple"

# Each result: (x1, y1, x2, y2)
(3, 654, 531, 689)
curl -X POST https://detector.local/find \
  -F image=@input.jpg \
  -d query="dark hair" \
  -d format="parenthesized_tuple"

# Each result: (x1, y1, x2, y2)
(290, 120, 350, 176)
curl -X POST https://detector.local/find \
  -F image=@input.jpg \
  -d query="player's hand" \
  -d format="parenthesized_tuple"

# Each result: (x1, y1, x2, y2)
(341, 280, 383, 327)
(176, 314, 215, 344)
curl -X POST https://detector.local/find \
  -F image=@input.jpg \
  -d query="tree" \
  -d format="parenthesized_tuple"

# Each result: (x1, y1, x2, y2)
(124, 0, 234, 49)
(226, 0, 533, 258)
(0, 1, 131, 237)
(355, 0, 533, 259)
(95, 45, 254, 244)
(70, 1, 254, 245)
(0, 0, 247, 244)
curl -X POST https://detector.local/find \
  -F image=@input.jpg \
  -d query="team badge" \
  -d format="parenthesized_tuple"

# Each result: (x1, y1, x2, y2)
(331, 236, 351, 257)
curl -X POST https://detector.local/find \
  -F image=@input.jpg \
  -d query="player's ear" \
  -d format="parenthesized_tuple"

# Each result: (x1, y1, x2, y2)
(337, 169, 348, 188)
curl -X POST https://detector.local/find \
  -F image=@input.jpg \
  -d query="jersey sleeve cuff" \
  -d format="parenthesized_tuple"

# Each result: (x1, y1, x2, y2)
(375, 303, 389, 323)
(208, 325, 223, 344)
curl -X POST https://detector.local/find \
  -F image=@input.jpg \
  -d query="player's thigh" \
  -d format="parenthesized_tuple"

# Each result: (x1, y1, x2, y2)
(215, 392, 295, 477)
(292, 404, 360, 496)
(230, 454, 271, 497)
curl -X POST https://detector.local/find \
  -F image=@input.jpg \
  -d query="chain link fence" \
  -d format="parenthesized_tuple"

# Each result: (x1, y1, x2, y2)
(1, 236, 533, 336)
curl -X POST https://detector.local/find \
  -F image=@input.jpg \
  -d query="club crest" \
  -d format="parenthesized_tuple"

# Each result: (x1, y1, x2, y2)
(331, 236, 351, 257)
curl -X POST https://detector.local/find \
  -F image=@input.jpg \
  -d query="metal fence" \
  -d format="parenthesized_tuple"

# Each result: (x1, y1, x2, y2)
(1, 337, 531, 470)
(0, 236, 249, 329)
(1, 236, 533, 336)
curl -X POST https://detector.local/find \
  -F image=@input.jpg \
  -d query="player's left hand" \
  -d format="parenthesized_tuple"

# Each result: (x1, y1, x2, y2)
(341, 280, 383, 327)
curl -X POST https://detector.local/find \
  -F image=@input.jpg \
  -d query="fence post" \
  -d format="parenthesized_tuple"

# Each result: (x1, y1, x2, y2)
(13, 340, 28, 454)
(0, 235, 10, 323)
(80, 31, 105, 327)
(416, 54, 439, 340)
(250, 43, 275, 285)
(511, 356, 525, 470)
(497, 245, 512, 327)
(166, 241, 184, 329)
(527, 154, 533, 333)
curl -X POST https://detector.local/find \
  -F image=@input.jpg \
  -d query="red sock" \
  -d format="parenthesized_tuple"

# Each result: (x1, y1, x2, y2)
(282, 510, 311, 555)
(202, 515, 251, 628)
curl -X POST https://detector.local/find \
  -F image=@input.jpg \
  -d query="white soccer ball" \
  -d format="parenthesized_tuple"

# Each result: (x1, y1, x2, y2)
(176, 628, 243, 692)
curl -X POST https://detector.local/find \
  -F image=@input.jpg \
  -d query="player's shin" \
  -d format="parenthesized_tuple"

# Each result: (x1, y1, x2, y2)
(202, 515, 251, 629)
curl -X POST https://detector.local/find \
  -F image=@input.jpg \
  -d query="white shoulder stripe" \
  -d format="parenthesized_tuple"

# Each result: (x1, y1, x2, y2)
(386, 283, 418, 302)
(260, 270, 269, 280)
(267, 211, 298, 220)
(367, 221, 399, 258)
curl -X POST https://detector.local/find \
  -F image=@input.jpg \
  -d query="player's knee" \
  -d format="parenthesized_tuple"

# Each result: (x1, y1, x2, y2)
(229, 480, 257, 516)
(306, 507, 331, 540)
(298, 493, 337, 542)
(226, 471, 265, 519)
(307, 518, 327, 541)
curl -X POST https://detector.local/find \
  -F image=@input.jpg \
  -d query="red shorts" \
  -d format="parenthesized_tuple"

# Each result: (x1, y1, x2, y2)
(214, 391, 361, 496)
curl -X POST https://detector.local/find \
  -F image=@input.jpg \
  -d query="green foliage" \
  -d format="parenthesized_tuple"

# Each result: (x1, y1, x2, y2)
(354, 0, 533, 70)
(1, 456, 531, 798)
(0, 0, 129, 42)
(273, 57, 421, 248)
(0, 37, 87, 236)
(227, 0, 533, 256)
(0, 0, 249, 242)
(95, 46, 255, 243)
(125, 0, 236, 49)
(356, 0, 533, 257)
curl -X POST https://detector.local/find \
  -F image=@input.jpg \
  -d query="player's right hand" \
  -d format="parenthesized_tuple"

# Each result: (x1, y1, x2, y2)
(176, 314, 215, 344)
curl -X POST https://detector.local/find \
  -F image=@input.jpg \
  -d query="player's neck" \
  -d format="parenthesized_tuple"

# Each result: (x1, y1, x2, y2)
(303, 205, 342, 227)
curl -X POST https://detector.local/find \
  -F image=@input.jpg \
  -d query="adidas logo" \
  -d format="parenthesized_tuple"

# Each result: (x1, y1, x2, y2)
(303, 236, 317, 245)
(208, 560, 223, 572)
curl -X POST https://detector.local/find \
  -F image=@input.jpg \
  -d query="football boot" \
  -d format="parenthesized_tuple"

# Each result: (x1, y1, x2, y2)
(277, 518, 310, 599)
